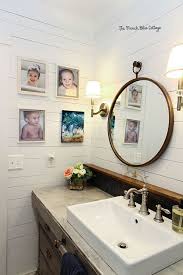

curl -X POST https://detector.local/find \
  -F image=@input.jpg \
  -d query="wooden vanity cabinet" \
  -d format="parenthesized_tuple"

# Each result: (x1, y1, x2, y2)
(37, 214, 98, 275)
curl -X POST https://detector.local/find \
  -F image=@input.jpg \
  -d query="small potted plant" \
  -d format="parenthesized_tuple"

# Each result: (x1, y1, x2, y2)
(64, 162, 93, 190)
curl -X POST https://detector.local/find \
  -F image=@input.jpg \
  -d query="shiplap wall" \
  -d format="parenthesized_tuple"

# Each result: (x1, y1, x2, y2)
(5, 8, 95, 275)
(0, 41, 10, 275)
(91, 0, 183, 195)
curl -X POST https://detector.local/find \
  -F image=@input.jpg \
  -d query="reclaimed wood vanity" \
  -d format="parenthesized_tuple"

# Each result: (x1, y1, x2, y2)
(32, 185, 183, 275)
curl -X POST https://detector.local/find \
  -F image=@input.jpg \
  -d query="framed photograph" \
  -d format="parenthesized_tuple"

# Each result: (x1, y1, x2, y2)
(19, 109, 45, 142)
(123, 118, 140, 144)
(57, 66, 79, 98)
(126, 84, 143, 109)
(17, 58, 47, 95)
(61, 110, 84, 143)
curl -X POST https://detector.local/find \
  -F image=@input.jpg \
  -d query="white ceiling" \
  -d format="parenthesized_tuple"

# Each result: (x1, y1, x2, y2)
(50, 0, 134, 21)
(1, 0, 181, 39)
(0, 0, 137, 37)
(46, 0, 136, 33)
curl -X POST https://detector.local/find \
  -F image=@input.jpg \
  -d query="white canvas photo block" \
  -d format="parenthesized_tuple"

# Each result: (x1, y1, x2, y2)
(17, 58, 48, 96)
(19, 109, 45, 143)
(57, 66, 79, 98)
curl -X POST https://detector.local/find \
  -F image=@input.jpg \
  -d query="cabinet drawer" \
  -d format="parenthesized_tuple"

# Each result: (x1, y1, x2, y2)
(39, 214, 63, 248)
(39, 252, 52, 275)
(40, 226, 60, 275)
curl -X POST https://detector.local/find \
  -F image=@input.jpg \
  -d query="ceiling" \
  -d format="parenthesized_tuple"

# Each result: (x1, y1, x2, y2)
(0, 0, 137, 37)
(46, 0, 136, 33)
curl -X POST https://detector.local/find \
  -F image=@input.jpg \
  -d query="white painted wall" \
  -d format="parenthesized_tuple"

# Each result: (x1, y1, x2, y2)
(3, 6, 95, 275)
(91, 0, 183, 195)
(0, 38, 10, 275)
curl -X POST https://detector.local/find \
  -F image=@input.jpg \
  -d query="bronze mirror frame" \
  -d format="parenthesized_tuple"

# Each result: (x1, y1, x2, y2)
(107, 77, 174, 167)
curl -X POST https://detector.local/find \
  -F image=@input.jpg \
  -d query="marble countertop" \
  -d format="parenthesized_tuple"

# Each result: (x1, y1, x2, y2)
(32, 185, 183, 275)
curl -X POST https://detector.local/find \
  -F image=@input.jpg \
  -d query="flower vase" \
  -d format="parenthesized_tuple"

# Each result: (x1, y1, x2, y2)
(68, 178, 86, 190)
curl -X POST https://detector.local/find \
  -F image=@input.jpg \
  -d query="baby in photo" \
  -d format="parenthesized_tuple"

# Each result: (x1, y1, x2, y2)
(20, 110, 43, 141)
(131, 87, 139, 104)
(26, 64, 41, 87)
(127, 84, 142, 107)
(58, 68, 78, 97)
(125, 120, 139, 143)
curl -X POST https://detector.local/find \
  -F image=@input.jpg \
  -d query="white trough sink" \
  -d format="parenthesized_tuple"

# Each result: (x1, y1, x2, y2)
(67, 196, 183, 275)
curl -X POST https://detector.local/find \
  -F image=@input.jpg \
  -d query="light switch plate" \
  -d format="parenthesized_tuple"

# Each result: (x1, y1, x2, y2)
(8, 155, 24, 170)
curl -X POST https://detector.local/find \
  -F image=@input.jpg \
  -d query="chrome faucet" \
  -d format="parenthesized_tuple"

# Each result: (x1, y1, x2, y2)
(124, 184, 150, 215)
(124, 169, 150, 215)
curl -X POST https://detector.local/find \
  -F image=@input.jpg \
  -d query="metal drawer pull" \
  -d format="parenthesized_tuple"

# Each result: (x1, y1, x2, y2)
(46, 248, 52, 259)
(54, 240, 61, 248)
(54, 237, 66, 248)
(58, 244, 67, 256)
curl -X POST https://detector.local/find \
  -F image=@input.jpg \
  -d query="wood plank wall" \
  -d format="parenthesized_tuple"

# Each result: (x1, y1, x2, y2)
(5, 7, 95, 275)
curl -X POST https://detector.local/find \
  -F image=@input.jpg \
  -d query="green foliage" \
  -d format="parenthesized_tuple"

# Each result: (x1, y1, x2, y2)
(71, 164, 93, 183)
(62, 111, 84, 131)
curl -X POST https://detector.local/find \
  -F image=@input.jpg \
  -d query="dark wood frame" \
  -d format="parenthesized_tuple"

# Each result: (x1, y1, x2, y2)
(108, 77, 174, 167)
(85, 163, 183, 204)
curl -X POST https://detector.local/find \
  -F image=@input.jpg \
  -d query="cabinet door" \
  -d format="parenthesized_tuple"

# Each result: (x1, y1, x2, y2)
(40, 226, 61, 275)
(39, 252, 53, 275)
(38, 214, 99, 275)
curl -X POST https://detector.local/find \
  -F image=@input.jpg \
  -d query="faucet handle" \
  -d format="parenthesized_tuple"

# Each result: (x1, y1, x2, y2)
(123, 190, 128, 199)
(154, 204, 171, 223)
(161, 206, 171, 215)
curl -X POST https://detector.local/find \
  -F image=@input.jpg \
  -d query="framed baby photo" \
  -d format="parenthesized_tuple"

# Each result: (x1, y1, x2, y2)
(17, 58, 48, 96)
(61, 110, 84, 143)
(126, 83, 143, 110)
(56, 65, 79, 98)
(123, 118, 140, 145)
(19, 109, 45, 143)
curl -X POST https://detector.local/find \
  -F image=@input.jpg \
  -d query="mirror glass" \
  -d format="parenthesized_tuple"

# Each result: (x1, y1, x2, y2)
(108, 78, 173, 166)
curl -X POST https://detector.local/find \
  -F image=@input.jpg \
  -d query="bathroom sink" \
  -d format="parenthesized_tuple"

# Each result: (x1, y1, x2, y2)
(67, 196, 183, 275)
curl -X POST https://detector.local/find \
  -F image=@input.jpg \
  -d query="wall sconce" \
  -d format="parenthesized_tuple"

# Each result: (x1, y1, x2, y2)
(85, 81, 109, 117)
(166, 44, 183, 111)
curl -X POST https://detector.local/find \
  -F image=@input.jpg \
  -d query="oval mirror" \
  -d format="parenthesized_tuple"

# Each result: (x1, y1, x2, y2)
(108, 77, 174, 167)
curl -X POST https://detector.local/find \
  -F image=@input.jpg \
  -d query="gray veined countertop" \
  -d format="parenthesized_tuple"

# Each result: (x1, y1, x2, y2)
(32, 185, 183, 275)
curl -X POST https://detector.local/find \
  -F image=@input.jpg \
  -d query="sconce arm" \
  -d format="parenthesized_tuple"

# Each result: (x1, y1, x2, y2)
(91, 100, 109, 118)
(92, 108, 106, 115)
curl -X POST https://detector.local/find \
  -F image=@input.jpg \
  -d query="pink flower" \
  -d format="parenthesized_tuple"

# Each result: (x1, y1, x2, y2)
(64, 167, 73, 179)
